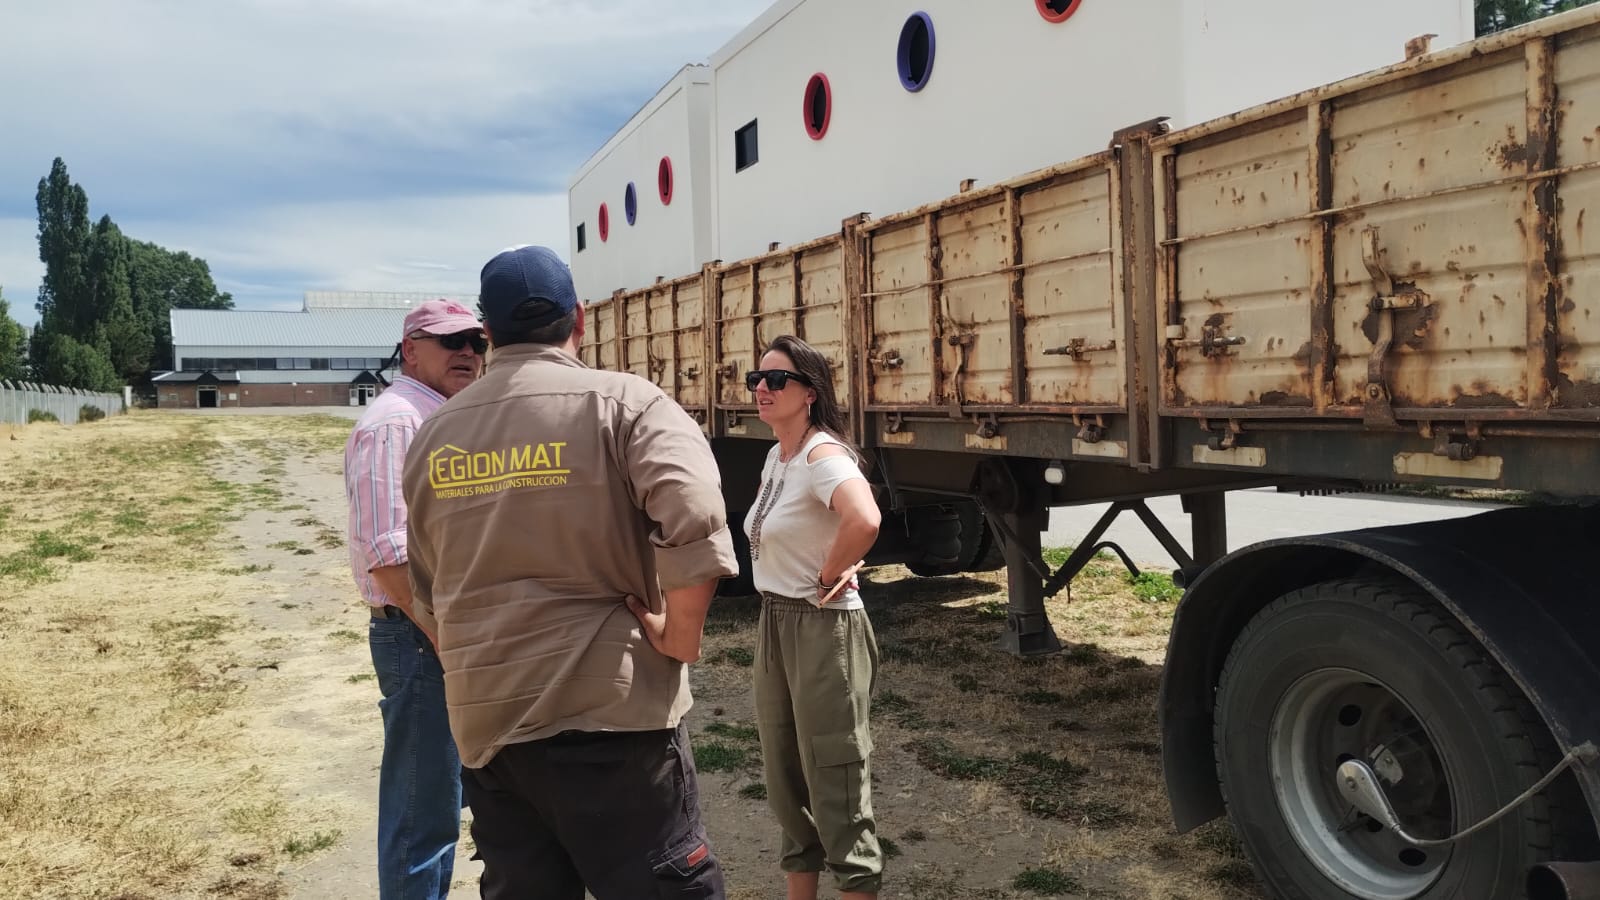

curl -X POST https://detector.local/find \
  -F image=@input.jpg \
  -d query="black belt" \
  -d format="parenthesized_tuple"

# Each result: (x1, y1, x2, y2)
(370, 605, 404, 619)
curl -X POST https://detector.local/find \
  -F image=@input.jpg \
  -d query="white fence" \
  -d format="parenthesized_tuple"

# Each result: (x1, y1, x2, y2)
(0, 381, 126, 425)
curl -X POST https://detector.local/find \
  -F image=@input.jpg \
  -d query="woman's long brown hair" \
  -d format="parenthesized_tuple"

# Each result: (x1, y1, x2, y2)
(766, 334, 864, 469)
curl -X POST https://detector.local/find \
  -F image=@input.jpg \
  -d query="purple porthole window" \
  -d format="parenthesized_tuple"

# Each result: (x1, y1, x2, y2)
(897, 12, 936, 92)
(1036, 0, 1083, 23)
(624, 182, 638, 225)
(803, 73, 832, 140)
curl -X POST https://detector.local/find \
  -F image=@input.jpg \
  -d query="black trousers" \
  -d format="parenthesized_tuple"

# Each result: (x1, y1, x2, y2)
(461, 723, 724, 899)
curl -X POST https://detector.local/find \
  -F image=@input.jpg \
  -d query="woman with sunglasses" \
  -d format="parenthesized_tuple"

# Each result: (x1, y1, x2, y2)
(744, 334, 884, 900)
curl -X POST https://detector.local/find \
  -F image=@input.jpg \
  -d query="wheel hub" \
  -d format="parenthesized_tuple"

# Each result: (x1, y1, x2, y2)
(1269, 668, 1452, 899)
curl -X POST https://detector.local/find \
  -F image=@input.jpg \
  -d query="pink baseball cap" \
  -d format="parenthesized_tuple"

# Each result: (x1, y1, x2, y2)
(403, 299, 482, 337)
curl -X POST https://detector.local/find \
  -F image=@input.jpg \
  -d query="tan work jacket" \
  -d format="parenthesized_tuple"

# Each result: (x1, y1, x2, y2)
(403, 342, 737, 768)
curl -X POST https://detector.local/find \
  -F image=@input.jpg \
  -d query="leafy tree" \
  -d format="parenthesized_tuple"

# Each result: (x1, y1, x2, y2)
(28, 157, 232, 385)
(34, 157, 93, 341)
(34, 333, 118, 393)
(1477, 0, 1599, 34)
(0, 288, 28, 382)
(87, 217, 152, 380)
(128, 239, 233, 371)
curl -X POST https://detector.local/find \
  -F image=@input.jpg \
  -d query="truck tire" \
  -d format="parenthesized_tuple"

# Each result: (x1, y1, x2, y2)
(1214, 575, 1575, 900)
(717, 511, 755, 597)
(907, 502, 999, 576)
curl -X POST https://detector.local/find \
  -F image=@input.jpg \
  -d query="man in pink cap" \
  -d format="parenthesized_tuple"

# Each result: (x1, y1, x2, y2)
(343, 298, 485, 898)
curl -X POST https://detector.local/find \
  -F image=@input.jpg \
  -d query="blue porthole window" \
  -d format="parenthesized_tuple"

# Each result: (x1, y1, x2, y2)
(624, 182, 638, 225)
(897, 12, 935, 92)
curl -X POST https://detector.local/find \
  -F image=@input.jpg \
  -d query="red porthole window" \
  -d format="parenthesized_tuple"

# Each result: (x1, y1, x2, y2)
(658, 156, 674, 205)
(1036, 0, 1083, 22)
(598, 203, 610, 242)
(802, 73, 831, 141)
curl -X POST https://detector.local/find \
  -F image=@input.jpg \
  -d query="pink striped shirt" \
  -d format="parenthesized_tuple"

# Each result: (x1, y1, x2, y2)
(344, 374, 446, 607)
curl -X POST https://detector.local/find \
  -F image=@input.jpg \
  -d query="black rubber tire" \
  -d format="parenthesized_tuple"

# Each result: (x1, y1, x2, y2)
(716, 511, 755, 597)
(968, 521, 1006, 572)
(1214, 575, 1573, 900)
(907, 502, 996, 577)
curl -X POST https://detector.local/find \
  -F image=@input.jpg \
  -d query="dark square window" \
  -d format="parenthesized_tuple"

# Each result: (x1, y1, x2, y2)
(735, 119, 759, 172)
(577, 223, 587, 253)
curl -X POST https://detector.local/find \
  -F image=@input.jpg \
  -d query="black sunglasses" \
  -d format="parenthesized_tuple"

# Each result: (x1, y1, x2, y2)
(413, 332, 488, 355)
(745, 369, 812, 391)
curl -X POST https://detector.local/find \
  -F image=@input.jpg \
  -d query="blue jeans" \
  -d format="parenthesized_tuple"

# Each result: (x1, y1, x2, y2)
(370, 610, 462, 900)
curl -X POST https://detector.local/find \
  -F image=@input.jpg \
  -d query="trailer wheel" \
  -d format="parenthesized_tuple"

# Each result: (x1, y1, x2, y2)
(1213, 575, 1570, 900)
(907, 502, 999, 576)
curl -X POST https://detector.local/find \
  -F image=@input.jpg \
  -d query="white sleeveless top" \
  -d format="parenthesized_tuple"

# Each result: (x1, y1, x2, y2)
(743, 431, 866, 610)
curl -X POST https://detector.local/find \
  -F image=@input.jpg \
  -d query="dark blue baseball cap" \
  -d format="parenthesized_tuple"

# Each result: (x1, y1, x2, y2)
(478, 245, 578, 338)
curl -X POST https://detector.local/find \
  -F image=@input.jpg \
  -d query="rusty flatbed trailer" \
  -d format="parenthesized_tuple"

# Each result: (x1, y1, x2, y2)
(580, 9, 1600, 899)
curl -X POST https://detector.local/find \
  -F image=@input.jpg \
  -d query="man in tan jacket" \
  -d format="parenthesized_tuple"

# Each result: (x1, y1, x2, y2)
(402, 244, 736, 899)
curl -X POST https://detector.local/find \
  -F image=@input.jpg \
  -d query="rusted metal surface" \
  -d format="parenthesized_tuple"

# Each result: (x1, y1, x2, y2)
(1156, 20, 1600, 426)
(1555, 26, 1600, 409)
(1122, 120, 1168, 470)
(580, 9, 1600, 493)
(860, 159, 1129, 421)
(1309, 102, 1337, 413)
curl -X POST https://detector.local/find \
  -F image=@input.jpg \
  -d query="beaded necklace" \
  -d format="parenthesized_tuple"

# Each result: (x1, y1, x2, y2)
(748, 428, 811, 561)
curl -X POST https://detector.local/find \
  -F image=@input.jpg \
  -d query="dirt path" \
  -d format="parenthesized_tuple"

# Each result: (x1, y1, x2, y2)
(206, 425, 484, 896)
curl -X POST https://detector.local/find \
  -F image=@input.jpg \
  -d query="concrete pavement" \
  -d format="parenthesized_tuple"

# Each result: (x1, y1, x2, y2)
(1042, 487, 1507, 567)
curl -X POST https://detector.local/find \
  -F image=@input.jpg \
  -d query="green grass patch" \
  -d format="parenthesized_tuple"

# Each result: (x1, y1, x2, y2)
(221, 563, 273, 576)
(693, 741, 753, 773)
(910, 738, 1092, 821)
(974, 601, 1008, 622)
(112, 507, 149, 533)
(0, 552, 52, 585)
(346, 673, 376, 684)
(282, 830, 340, 858)
(909, 738, 1009, 781)
(327, 629, 363, 644)
(704, 721, 759, 743)
(715, 646, 754, 667)
(738, 782, 767, 801)
(28, 530, 94, 562)
(1129, 571, 1182, 602)
(1012, 868, 1081, 895)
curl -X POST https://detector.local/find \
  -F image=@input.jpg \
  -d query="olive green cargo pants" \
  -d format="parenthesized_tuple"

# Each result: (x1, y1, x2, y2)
(753, 592, 882, 894)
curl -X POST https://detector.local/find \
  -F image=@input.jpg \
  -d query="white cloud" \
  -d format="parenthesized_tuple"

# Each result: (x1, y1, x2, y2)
(125, 191, 570, 304)
(0, 218, 43, 327)
(0, 0, 772, 326)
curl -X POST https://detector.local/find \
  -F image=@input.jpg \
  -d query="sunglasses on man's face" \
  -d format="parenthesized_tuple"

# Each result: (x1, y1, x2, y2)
(745, 369, 812, 392)
(414, 332, 488, 355)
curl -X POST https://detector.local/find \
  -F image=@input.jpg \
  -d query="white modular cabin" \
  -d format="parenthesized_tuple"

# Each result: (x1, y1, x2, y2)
(571, 0, 1475, 298)
(568, 65, 715, 304)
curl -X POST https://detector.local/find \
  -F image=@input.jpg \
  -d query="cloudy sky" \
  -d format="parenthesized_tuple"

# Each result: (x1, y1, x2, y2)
(0, 0, 770, 326)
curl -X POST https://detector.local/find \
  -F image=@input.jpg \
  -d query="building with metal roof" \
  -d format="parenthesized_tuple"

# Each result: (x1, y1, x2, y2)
(154, 298, 465, 409)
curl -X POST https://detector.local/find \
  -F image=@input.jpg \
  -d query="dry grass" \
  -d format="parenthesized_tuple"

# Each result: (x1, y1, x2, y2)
(694, 557, 1263, 899)
(0, 412, 353, 899)
(1, 410, 1264, 898)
